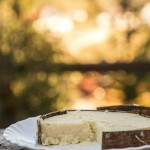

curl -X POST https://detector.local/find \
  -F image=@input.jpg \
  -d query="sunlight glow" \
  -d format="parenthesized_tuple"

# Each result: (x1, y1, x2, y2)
(97, 12, 112, 28)
(33, 6, 74, 34)
(63, 27, 111, 55)
(73, 9, 88, 23)
(140, 3, 150, 25)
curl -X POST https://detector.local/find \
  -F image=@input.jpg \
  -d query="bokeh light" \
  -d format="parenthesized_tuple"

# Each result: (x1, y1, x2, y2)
(1, 0, 150, 127)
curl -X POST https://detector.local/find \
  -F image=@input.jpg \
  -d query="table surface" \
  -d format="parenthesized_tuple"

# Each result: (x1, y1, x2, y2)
(0, 129, 30, 150)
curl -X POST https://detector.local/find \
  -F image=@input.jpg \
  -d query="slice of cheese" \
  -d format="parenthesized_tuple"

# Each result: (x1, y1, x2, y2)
(37, 110, 150, 146)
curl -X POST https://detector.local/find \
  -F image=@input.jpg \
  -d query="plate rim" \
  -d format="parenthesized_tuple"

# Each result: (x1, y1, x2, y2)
(3, 116, 150, 150)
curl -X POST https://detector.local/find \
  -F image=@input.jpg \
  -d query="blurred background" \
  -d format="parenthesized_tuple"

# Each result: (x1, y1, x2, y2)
(1, 0, 150, 128)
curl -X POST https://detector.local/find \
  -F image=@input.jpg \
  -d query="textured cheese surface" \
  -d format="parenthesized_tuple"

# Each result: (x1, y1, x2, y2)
(39, 111, 150, 145)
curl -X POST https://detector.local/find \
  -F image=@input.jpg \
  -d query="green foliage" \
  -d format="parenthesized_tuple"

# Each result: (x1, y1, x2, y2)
(0, 1, 66, 127)
(1, 0, 150, 128)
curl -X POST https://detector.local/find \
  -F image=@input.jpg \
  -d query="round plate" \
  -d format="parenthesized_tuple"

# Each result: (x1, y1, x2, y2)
(3, 116, 100, 150)
(3, 116, 150, 150)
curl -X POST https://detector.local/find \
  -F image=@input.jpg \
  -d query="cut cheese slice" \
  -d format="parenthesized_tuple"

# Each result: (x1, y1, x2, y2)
(37, 110, 150, 146)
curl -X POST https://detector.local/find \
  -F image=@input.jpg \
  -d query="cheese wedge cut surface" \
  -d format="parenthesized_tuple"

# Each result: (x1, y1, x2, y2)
(38, 111, 150, 145)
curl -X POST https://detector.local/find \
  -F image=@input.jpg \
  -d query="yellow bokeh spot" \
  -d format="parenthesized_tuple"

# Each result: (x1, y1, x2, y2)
(14, 50, 25, 63)
(1, 44, 10, 55)
(48, 74, 59, 85)
(135, 92, 150, 106)
(37, 71, 47, 81)
(10, 80, 26, 96)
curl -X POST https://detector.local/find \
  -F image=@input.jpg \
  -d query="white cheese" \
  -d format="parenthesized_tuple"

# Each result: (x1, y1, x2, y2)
(39, 111, 150, 145)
